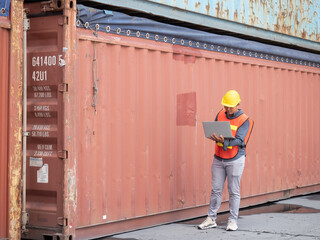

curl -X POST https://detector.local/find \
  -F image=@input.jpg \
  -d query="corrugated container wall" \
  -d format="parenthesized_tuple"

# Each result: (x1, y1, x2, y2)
(0, 16, 10, 239)
(73, 30, 320, 238)
(21, 3, 320, 239)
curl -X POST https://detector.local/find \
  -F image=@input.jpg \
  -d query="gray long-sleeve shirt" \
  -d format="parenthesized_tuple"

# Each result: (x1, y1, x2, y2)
(214, 109, 250, 161)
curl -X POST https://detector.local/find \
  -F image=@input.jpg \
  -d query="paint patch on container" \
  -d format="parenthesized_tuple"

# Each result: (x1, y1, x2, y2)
(29, 157, 43, 167)
(37, 164, 48, 183)
(177, 92, 197, 126)
(172, 50, 197, 64)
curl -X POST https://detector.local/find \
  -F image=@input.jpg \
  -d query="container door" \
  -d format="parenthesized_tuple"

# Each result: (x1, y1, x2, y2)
(25, 12, 65, 237)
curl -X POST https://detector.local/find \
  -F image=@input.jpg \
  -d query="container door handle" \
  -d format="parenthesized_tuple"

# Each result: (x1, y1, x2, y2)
(57, 217, 68, 227)
(57, 150, 68, 159)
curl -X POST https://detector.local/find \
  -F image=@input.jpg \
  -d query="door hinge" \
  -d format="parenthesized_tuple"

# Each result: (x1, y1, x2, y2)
(58, 83, 68, 92)
(21, 211, 29, 233)
(57, 150, 68, 159)
(23, 18, 30, 31)
(57, 217, 68, 227)
(22, 131, 30, 137)
(58, 15, 69, 26)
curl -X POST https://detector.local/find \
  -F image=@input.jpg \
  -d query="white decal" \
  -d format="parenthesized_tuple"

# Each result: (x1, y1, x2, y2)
(37, 164, 49, 183)
(32, 86, 51, 92)
(34, 112, 52, 118)
(31, 131, 50, 137)
(34, 105, 50, 111)
(33, 92, 52, 98)
(34, 151, 53, 157)
(32, 71, 47, 81)
(37, 144, 53, 150)
(30, 157, 43, 167)
(32, 55, 58, 67)
(33, 125, 51, 130)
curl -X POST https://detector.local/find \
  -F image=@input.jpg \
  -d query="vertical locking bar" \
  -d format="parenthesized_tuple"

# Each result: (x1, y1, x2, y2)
(21, 10, 30, 234)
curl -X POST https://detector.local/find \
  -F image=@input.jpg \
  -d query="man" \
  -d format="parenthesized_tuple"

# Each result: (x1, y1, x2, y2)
(198, 90, 253, 231)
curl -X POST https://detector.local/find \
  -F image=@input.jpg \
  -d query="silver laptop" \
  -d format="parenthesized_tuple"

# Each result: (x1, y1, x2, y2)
(202, 121, 235, 139)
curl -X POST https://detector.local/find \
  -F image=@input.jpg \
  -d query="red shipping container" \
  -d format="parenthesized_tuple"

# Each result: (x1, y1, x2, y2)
(73, 29, 320, 239)
(11, 2, 320, 239)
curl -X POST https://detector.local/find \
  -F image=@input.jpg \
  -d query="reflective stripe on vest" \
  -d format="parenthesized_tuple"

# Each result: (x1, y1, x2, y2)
(215, 109, 252, 159)
(217, 142, 232, 149)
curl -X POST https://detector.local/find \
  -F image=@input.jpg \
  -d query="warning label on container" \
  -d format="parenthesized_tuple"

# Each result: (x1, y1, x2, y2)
(37, 164, 49, 183)
(30, 157, 43, 167)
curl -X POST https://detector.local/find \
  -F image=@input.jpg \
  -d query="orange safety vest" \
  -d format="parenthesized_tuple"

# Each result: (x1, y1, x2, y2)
(215, 109, 254, 159)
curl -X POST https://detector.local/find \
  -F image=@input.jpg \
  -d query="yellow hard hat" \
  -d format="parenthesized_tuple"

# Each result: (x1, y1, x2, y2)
(221, 90, 241, 107)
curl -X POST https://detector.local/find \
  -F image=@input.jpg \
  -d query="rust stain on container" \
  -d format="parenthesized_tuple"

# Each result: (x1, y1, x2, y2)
(234, 9, 238, 22)
(7, 0, 24, 239)
(0, 18, 10, 239)
(215, 2, 221, 18)
(61, 1, 77, 238)
(195, 1, 200, 9)
(205, 2, 210, 15)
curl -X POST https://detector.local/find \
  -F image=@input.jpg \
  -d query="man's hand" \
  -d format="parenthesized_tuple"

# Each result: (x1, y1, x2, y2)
(210, 134, 224, 143)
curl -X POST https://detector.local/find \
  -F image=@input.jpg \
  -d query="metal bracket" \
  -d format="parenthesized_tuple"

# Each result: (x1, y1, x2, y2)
(58, 83, 68, 92)
(41, 0, 64, 12)
(21, 211, 29, 233)
(57, 150, 68, 159)
(58, 15, 69, 26)
(23, 18, 30, 31)
(57, 217, 68, 227)
(59, 57, 66, 67)
(23, 131, 30, 137)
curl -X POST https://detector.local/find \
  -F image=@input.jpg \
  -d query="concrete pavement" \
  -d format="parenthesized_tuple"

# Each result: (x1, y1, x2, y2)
(104, 192, 320, 240)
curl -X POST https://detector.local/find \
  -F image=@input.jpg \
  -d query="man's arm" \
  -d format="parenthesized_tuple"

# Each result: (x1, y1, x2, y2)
(222, 119, 249, 151)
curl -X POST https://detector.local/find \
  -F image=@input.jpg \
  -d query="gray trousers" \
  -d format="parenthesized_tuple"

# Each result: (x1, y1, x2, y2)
(208, 155, 245, 222)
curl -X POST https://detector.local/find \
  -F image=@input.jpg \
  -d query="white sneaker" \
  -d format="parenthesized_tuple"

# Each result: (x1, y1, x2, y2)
(198, 217, 217, 230)
(226, 220, 238, 231)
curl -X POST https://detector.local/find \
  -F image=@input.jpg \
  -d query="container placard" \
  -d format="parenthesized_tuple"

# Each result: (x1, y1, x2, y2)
(30, 157, 43, 167)
(37, 164, 49, 183)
